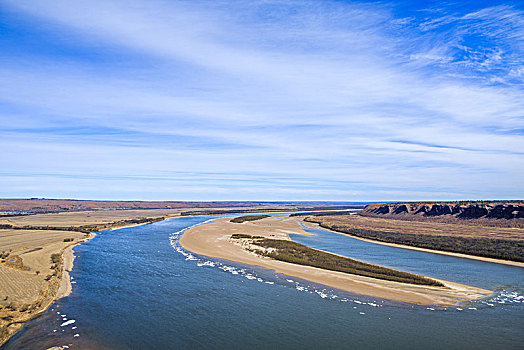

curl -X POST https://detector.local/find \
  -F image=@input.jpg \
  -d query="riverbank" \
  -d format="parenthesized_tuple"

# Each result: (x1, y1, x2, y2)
(0, 233, 93, 346)
(0, 209, 184, 347)
(180, 215, 492, 306)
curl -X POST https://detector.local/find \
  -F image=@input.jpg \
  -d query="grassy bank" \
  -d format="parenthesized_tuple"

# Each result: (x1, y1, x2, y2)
(231, 234, 443, 286)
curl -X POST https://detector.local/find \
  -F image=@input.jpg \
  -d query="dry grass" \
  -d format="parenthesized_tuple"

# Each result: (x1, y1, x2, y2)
(0, 229, 86, 251)
(0, 229, 81, 345)
(2, 256, 29, 271)
(0, 230, 85, 305)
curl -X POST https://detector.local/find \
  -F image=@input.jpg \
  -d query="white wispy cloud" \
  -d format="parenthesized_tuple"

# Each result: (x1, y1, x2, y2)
(0, 0, 523, 200)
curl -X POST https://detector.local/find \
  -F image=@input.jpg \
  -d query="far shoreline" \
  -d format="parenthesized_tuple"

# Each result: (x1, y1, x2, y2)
(301, 221, 524, 268)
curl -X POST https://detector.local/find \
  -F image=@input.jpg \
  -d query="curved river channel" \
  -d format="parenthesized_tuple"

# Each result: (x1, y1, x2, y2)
(3, 215, 523, 349)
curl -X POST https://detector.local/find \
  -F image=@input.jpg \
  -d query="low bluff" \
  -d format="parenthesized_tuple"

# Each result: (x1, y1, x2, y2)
(363, 202, 524, 220)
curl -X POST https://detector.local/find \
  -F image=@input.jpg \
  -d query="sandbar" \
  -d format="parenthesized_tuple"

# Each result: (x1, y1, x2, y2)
(180, 215, 493, 305)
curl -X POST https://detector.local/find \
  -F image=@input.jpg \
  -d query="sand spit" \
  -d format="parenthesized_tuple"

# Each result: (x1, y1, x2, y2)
(180, 216, 493, 306)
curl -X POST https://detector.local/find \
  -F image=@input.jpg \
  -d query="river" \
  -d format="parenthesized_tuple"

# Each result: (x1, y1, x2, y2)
(3, 215, 523, 349)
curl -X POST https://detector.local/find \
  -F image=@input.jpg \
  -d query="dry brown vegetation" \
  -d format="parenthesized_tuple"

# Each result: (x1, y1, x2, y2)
(230, 215, 271, 223)
(2, 255, 30, 271)
(0, 229, 86, 345)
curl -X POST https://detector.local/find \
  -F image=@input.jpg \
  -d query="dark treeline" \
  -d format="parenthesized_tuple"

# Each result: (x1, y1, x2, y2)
(79, 217, 165, 232)
(230, 215, 271, 223)
(231, 235, 443, 286)
(305, 218, 524, 262)
(0, 224, 91, 233)
(0, 217, 165, 234)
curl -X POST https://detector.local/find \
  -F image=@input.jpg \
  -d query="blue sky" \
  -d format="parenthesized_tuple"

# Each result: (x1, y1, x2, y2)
(1, 0, 523, 201)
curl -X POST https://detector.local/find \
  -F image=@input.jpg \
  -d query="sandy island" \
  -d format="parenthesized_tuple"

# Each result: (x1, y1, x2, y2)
(180, 215, 493, 306)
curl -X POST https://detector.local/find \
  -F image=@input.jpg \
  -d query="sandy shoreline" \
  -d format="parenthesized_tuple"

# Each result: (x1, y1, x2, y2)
(302, 221, 524, 268)
(56, 232, 96, 300)
(180, 215, 493, 306)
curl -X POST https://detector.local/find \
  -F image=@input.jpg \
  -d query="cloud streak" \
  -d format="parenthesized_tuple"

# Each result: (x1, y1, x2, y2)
(0, 0, 523, 200)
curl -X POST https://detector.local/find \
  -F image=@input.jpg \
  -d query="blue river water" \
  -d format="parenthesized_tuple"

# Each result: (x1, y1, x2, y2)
(3, 215, 523, 349)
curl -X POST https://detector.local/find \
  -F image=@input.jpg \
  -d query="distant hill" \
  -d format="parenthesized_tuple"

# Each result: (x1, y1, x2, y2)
(0, 198, 364, 216)
(0, 198, 267, 214)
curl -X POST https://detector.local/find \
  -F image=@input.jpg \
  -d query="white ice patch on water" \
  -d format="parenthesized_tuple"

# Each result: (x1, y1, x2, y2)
(482, 290, 523, 306)
(60, 320, 75, 327)
(454, 290, 524, 311)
